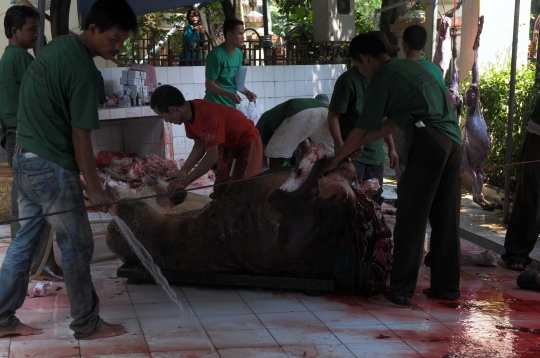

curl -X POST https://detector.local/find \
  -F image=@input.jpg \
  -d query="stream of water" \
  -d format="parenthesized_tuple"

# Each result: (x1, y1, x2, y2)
(112, 215, 216, 353)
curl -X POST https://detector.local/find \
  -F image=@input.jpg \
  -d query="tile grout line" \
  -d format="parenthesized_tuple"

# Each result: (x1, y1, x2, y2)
(180, 286, 224, 356)
(234, 287, 283, 353)
(298, 295, 357, 357)
(124, 286, 152, 356)
(381, 324, 425, 358)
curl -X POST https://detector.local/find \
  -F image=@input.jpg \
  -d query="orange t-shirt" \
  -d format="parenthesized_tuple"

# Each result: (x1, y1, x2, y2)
(184, 100, 260, 149)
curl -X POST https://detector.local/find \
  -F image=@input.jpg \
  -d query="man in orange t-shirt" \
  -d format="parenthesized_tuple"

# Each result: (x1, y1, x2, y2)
(150, 85, 263, 198)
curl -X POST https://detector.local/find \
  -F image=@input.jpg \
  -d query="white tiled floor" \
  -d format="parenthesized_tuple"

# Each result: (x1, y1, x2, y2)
(1, 223, 540, 357)
(0, 157, 540, 358)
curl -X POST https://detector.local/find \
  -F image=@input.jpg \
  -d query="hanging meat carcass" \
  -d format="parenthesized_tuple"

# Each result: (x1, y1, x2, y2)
(462, 16, 494, 211)
(432, 16, 452, 78)
(448, 27, 463, 122)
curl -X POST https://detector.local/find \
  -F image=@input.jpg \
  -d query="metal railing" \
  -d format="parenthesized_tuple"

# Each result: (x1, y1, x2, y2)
(116, 28, 349, 67)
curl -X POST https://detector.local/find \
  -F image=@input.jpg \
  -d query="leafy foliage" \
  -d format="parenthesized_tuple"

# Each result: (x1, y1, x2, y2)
(271, 0, 313, 37)
(462, 63, 540, 192)
(121, 11, 186, 58)
(355, 0, 382, 34)
(271, 0, 382, 37)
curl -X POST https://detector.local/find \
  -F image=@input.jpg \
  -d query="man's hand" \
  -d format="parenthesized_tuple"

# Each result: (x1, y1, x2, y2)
(322, 158, 338, 176)
(349, 145, 364, 159)
(195, 25, 205, 35)
(167, 179, 189, 199)
(388, 149, 399, 170)
(228, 92, 242, 104)
(245, 91, 257, 102)
(87, 188, 117, 214)
(169, 170, 188, 181)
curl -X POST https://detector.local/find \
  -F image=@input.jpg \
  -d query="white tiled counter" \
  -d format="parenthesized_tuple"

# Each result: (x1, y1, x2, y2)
(98, 105, 157, 121)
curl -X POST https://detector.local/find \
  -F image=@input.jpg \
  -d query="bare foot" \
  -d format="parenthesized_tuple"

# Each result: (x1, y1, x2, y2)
(0, 323, 43, 338)
(80, 322, 125, 340)
(505, 262, 525, 271)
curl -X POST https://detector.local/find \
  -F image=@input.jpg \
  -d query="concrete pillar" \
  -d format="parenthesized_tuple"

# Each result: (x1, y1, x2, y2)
(458, 0, 479, 81)
(420, 0, 438, 61)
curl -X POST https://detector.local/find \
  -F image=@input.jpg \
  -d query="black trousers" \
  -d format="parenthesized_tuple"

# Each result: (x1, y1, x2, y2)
(502, 132, 540, 266)
(390, 126, 462, 299)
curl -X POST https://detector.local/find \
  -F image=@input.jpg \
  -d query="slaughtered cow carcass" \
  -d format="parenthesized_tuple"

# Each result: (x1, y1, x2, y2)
(462, 16, 494, 211)
(432, 16, 451, 78)
(105, 145, 393, 294)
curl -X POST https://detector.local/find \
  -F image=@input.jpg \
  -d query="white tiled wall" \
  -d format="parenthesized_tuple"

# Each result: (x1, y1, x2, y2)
(123, 117, 167, 158)
(100, 64, 345, 162)
(99, 64, 344, 112)
(90, 120, 124, 156)
(90, 117, 166, 159)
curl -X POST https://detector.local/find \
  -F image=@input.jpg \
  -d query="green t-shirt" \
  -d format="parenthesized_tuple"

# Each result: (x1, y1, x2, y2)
(256, 98, 328, 145)
(356, 58, 461, 157)
(204, 44, 243, 108)
(17, 35, 101, 172)
(417, 59, 447, 92)
(329, 67, 384, 165)
(0, 45, 33, 147)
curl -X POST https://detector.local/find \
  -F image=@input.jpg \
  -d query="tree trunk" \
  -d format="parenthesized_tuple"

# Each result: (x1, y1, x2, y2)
(204, 4, 225, 48)
(50, 0, 71, 38)
(379, 0, 414, 48)
(221, 0, 237, 20)
(204, 0, 238, 48)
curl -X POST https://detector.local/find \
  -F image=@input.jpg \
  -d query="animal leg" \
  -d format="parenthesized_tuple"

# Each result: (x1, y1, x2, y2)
(475, 169, 495, 211)
(467, 169, 483, 207)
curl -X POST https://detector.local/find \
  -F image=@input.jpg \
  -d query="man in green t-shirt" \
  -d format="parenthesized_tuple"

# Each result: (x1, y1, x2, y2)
(325, 33, 462, 307)
(0, 5, 63, 282)
(257, 95, 331, 168)
(0, 0, 137, 341)
(501, 101, 540, 271)
(204, 18, 257, 108)
(403, 25, 448, 92)
(327, 31, 399, 205)
(391, 25, 453, 180)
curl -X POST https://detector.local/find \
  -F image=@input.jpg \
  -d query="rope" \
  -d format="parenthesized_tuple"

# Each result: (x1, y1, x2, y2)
(453, 0, 457, 28)
(1, 157, 539, 226)
(441, 1, 446, 17)
(471, 158, 540, 171)
(0, 169, 289, 226)
(28, 227, 54, 280)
